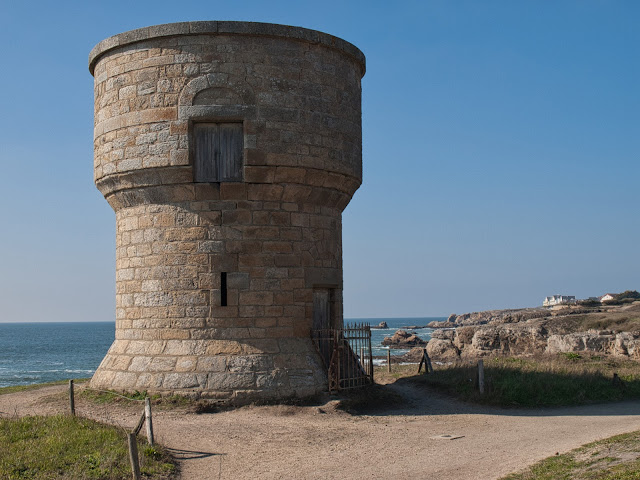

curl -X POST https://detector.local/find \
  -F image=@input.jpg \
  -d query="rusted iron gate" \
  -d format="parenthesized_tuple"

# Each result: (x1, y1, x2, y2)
(312, 323, 373, 393)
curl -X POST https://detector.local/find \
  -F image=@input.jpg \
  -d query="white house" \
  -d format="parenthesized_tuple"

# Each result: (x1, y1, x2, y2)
(543, 295, 577, 307)
(600, 293, 616, 303)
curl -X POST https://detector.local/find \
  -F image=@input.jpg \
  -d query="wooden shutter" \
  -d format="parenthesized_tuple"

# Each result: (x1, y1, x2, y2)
(194, 123, 219, 182)
(218, 123, 243, 181)
(193, 122, 243, 182)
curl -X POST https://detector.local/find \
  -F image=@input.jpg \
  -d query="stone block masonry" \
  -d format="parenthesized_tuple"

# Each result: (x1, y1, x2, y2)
(89, 21, 365, 402)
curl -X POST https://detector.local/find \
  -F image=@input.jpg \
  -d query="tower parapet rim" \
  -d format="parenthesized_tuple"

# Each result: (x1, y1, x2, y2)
(89, 21, 366, 76)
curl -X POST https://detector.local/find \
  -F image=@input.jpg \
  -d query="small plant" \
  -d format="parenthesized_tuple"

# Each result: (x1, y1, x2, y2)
(563, 352, 582, 361)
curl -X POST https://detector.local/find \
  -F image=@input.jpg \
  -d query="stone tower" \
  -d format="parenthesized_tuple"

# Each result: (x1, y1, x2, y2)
(89, 22, 365, 402)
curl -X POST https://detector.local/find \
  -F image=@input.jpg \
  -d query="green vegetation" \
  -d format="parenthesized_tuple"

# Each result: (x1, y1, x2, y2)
(80, 388, 191, 410)
(500, 430, 640, 480)
(0, 415, 175, 479)
(0, 380, 88, 396)
(603, 291, 640, 306)
(407, 355, 640, 407)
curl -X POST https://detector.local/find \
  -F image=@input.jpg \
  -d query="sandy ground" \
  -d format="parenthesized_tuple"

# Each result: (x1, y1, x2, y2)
(1, 381, 639, 480)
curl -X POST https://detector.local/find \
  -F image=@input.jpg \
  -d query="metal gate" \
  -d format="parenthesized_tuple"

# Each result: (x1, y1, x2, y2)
(312, 323, 373, 392)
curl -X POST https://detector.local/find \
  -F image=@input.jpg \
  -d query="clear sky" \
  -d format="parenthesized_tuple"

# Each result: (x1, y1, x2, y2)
(0, 1, 637, 322)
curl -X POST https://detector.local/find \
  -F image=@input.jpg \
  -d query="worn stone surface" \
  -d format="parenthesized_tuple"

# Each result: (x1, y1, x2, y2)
(89, 21, 365, 401)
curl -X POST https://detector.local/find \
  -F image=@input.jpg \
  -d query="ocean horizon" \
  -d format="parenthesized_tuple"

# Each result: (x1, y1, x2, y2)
(0, 317, 444, 388)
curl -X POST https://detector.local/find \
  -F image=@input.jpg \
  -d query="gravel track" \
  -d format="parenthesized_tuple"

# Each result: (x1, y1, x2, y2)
(1, 382, 638, 479)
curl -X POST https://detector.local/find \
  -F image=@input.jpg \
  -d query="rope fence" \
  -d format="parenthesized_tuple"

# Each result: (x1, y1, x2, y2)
(67, 379, 154, 480)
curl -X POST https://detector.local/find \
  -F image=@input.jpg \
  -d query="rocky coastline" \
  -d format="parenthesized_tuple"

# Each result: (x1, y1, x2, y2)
(423, 302, 640, 361)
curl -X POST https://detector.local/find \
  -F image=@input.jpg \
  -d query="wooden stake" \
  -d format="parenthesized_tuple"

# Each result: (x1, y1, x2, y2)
(68, 380, 75, 416)
(424, 349, 433, 373)
(127, 433, 141, 480)
(418, 349, 432, 374)
(145, 397, 154, 445)
(478, 359, 485, 394)
(387, 350, 391, 373)
(133, 411, 145, 436)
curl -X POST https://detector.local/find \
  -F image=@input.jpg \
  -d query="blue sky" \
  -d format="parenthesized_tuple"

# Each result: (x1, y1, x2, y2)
(0, 1, 637, 322)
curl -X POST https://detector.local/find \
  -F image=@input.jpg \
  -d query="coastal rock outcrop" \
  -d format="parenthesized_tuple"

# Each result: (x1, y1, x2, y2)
(371, 321, 388, 329)
(546, 332, 614, 354)
(426, 320, 457, 328)
(400, 347, 428, 363)
(427, 324, 548, 359)
(426, 325, 640, 360)
(382, 330, 427, 349)
(422, 303, 640, 361)
(614, 333, 640, 358)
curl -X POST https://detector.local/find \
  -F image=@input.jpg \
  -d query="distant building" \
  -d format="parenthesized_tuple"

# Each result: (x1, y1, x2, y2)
(543, 295, 577, 307)
(600, 293, 616, 303)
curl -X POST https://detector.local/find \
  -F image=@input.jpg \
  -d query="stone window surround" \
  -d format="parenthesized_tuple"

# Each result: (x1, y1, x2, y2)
(179, 75, 257, 184)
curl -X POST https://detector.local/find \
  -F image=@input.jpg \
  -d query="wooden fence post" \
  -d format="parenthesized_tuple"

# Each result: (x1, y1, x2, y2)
(145, 397, 154, 445)
(127, 432, 141, 480)
(425, 349, 433, 373)
(387, 350, 391, 373)
(418, 349, 432, 374)
(478, 359, 485, 394)
(68, 380, 75, 416)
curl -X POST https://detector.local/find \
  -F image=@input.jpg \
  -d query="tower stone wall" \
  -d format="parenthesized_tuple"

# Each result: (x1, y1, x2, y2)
(89, 22, 365, 402)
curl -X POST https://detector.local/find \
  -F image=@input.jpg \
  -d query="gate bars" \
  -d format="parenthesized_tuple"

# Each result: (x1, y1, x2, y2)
(312, 323, 373, 392)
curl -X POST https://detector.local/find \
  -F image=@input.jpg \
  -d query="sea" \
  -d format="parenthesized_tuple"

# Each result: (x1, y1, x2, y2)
(0, 317, 444, 388)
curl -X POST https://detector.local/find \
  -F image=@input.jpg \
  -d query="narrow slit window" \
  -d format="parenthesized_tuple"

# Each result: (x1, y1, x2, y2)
(220, 272, 227, 307)
(193, 123, 243, 182)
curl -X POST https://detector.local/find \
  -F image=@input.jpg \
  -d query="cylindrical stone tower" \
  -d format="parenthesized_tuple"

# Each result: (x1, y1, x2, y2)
(89, 22, 365, 402)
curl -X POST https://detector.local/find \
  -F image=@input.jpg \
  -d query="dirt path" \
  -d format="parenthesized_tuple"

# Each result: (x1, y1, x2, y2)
(1, 383, 639, 480)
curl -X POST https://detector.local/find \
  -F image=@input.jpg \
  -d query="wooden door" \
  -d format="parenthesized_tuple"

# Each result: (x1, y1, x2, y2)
(313, 289, 330, 331)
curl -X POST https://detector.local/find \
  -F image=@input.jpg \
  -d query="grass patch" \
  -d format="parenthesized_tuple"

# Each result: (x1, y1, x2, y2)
(500, 430, 640, 479)
(0, 414, 175, 479)
(0, 380, 88, 396)
(79, 388, 192, 410)
(407, 355, 640, 407)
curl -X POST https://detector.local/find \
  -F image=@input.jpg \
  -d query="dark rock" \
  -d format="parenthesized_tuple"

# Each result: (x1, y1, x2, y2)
(381, 330, 427, 349)
(371, 321, 388, 329)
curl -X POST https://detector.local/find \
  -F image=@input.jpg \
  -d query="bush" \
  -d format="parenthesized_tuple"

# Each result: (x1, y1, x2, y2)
(616, 290, 640, 301)
(577, 299, 600, 307)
